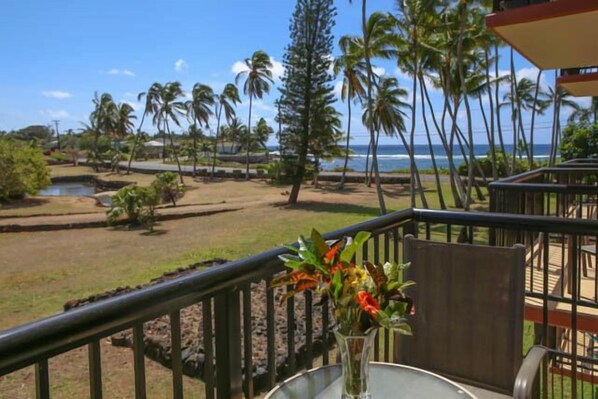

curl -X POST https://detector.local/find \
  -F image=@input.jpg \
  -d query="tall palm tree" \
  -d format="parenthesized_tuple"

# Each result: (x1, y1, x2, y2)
(186, 83, 215, 176)
(212, 84, 241, 179)
(235, 50, 273, 180)
(347, 0, 389, 215)
(126, 83, 161, 174)
(546, 84, 580, 165)
(153, 82, 187, 183)
(333, 36, 367, 189)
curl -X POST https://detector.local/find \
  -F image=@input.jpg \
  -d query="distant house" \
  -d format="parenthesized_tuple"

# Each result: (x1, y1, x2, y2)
(143, 140, 164, 158)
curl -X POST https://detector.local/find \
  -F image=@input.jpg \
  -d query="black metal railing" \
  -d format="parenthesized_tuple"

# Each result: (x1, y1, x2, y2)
(1, 208, 597, 398)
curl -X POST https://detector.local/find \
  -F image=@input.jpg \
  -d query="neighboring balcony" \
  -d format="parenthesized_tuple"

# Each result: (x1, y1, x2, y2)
(486, 0, 598, 70)
(557, 67, 598, 97)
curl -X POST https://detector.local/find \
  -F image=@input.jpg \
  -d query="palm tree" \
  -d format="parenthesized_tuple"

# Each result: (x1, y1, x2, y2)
(347, 0, 390, 215)
(89, 92, 117, 171)
(126, 83, 161, 174)
(114, 103, 136, 140)
(226, 118, 247, 154)
(212, 84, 241, 179)
(568, 96, 598, 125)
(235, 50, 274, 180)
(186, 83, 215, 176)
(153, 82, 187, 184)
(333, 36, 367, 189)
(546, 84, 581, 165)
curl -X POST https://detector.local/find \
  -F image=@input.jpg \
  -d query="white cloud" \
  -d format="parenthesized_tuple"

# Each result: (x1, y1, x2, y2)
(175, 59, 188, 72)
(105, 68, 135, 77)
(40, 110, 70, 119)
(231, 57, 285, 81)
(372, 66, 386, 77)
(121, 100, 140, 111)
(334, 80, 344, 99)
(42, 90, 72, 99)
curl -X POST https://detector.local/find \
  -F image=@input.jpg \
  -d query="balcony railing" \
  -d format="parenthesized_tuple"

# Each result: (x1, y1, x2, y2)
(0, 206, 597, 398)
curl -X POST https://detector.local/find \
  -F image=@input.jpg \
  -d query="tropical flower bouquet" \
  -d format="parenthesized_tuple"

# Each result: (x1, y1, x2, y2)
(272, 229, 414, 399)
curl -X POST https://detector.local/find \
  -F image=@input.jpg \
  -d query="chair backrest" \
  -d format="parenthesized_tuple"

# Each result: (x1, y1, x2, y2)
(397, 235, 526, 395)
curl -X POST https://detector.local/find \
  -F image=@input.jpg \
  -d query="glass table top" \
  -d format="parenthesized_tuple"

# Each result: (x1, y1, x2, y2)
(265, 362, 477, 399)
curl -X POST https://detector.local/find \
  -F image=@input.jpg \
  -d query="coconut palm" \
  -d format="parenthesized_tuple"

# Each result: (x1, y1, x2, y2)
(235, 50, 274, 180)
(89, 92, 117, 171)
(186, 83, 215, 176)
(153, 82, 187, 183)
(546, 84, 581, 165)
(212, 84, 241, 178)
(333, 36, 367, 189)
(114, 103, 137, 140)
(126, 83, 161, 174)
(568, 97, 598, 125)
(346, 0, 390, 215)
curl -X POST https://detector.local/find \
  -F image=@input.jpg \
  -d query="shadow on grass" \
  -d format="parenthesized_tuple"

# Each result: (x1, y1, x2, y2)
(0, 198, 50, 210)
(279, 200, 382, 216)
(141, 229, 168, 237)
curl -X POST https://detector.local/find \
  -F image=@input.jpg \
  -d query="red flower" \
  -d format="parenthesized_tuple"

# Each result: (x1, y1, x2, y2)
(355, 291, 381, 318)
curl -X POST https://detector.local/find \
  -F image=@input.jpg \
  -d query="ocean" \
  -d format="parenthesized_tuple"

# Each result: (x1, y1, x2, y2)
(316, 144, 554, 172)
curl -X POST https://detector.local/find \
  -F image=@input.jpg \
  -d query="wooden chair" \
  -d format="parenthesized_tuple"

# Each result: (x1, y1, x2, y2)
(397, 235, 548, 399)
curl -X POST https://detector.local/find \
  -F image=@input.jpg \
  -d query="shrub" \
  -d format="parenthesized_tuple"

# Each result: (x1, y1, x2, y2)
(560, 122, 598, 161)
(151, 172, 184, 206)
(107, 185, 159, 231)
(457, 150, 529, 178)
(0, 138, 51, 201)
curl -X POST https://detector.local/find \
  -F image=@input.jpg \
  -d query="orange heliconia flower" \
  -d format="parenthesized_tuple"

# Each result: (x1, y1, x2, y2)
(355, 291, 381, 318)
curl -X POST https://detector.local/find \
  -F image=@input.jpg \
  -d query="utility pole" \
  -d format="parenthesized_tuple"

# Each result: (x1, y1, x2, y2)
(52, 120, 61, 151)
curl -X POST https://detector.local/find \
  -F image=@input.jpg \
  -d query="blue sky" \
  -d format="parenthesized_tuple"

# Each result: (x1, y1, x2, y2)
(0, 0, 588, 145)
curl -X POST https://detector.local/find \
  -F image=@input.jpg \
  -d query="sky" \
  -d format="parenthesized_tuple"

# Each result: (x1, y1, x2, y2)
(0, 0, 590, 146)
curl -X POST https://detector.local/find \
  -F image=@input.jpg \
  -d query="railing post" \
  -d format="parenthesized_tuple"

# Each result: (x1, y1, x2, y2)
(214, 288, 243, 399)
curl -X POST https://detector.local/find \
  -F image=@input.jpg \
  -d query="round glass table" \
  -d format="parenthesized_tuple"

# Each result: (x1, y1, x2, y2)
(265, 362, 477, 399)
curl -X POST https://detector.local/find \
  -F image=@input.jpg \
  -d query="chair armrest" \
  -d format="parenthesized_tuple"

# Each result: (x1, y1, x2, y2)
(513, 345, 549, 399)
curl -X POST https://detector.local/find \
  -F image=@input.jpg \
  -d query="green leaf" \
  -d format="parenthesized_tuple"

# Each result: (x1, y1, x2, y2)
(332, 270, 343, 300)
(310, 229, 329, 257)
(340, 231, 371, 263)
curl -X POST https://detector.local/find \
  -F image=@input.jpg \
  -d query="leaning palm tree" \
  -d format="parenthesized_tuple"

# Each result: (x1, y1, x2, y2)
(235, 50, 273, 180)
(212, 84, 241, 179)
(333, 35, 367, 189)
(186, 83, 215, 176)
(126, 83, 161, 174)
(347, 0, 390, 215)
(153, 82, 187, 184)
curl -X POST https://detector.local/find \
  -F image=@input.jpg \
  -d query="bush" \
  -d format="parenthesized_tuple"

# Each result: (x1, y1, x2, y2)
(0, 139, 51, 201)
(457, 150, 529, 178)
(560, 122, 598, 161)
(107, 185, 159, 231)
(151, 172, 184, 206)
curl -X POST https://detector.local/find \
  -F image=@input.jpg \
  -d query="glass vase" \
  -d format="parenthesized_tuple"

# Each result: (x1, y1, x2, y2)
(334, 328, 378, 399)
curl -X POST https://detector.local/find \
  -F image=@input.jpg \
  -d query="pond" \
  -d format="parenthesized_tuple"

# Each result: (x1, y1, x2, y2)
(38, 182, 96, 197)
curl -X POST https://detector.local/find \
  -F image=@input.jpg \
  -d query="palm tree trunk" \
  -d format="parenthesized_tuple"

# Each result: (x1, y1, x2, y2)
(93, 131, 100, 172)
(246, 95, 253, 180)
(192, 127, 198, 177)
(549, 71, 559, 166)
(361, 0, 387, 215)
(484, 49, 498, 180)
(368, 130, 381, 187)
(126, 112, 146, 175)
(529, 70, 542, 169)
(211, 104, 223, 179)
(408, 38, 418, 209)
(419, 75, 446, 209)
(509, 48, 518, 173)
(364, 139, 371, 185)
(339, 99, 352, 190)
(494, 43, 510, 176)
(165, 119, 184, 184)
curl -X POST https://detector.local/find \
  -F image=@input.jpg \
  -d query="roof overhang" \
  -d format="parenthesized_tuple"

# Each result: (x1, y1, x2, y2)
(557, 71, 598, 97)
(486, 0, 598, 70)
